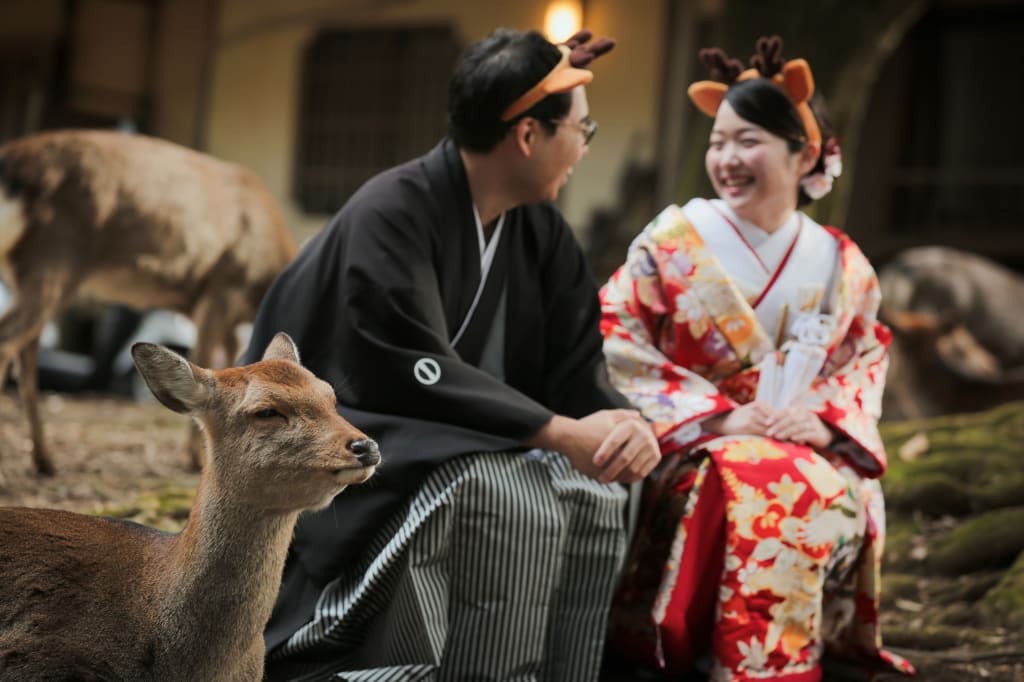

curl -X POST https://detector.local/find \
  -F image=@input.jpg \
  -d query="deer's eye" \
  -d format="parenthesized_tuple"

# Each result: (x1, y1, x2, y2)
(254, 408, 284, 420)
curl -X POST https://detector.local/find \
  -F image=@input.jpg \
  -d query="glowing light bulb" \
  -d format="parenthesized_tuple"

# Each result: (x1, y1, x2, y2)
(544, 1, 582, 43)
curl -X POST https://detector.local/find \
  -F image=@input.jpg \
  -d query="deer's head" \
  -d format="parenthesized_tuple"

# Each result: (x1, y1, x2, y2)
(131, 333, 379, 511)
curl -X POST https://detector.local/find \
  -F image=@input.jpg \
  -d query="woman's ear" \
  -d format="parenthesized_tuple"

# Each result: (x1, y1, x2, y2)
(799, 140, 821, 176)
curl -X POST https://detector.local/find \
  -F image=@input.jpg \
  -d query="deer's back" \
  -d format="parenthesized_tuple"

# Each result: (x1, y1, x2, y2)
(0, 130, 296, 311)
(0, 507, 174, 680)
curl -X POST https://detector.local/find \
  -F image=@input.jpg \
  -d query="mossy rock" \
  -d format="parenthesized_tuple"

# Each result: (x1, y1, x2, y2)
(885, 449, 1019, 487)
(925, 572, 1003, 606)
(969, 472, 1024, 513)
(934, 601, 978, 626)
(927, 507, 1024, 576)
(881, 623, 977, 650)
(880, 401, 1024, 444)
(881, 403, 1024, 520)
(979, 551, 1024, 629)
(879, 572, 921, 608)
(885, 472, 972, 516)
(885, 470, 1024, 518)
(882, 516, 922, 571)
(882, 453, 977, 490)
(881, 401, 1024, 466)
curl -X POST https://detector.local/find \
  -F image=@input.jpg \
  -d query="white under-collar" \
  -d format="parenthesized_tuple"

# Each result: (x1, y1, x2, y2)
(712, 197, 798, 248)
(450, 205, 506, 347)
(711, 200, 801, 271)
(473, 204, 505, 272)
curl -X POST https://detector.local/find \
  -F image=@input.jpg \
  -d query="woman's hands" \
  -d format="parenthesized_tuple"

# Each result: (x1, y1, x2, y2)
(702, 402, 774, 437)
(704, 402, 834, 449)
(529, 409, 660, 484)
(765, 405, 834, 449)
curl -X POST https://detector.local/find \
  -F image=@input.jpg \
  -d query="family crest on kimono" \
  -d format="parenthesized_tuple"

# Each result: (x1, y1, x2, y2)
(599, 36, 916, 681)
(239, 27, 660, 681)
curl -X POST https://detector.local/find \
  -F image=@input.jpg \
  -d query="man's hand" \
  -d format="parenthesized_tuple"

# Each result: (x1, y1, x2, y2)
(589, 411, 660, 484)
(529, 410, 659, 484)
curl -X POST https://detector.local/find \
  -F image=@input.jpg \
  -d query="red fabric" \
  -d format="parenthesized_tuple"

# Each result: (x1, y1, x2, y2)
(659, 462, 726, 675)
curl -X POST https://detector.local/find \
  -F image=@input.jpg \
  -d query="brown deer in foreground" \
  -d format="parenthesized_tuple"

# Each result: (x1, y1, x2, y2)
(0, 129, 298, 475)
(0, 332, 380, 680)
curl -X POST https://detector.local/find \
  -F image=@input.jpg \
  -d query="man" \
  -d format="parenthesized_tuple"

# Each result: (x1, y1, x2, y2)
(244, 27, 659, 681)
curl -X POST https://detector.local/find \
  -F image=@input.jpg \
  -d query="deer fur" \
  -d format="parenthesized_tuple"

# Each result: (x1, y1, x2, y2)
(0, 129, 298, 475)
(0, 332, 379, 680)
(879, 246, 1024, 419)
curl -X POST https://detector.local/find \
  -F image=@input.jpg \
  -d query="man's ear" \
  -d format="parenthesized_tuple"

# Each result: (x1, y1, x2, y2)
(512, 117, 536, 157)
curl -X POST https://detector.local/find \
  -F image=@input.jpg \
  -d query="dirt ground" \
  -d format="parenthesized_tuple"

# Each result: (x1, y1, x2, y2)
(0, 392, 197, 530)
(1, 392, 1023, 680)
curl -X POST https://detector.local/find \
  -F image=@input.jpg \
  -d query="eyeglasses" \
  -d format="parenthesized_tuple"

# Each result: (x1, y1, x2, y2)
(552, 116, 598, 145)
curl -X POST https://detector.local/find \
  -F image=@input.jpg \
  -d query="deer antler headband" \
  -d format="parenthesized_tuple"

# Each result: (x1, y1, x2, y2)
(687, 36, 820, 146)
(500, 29, 616, 122)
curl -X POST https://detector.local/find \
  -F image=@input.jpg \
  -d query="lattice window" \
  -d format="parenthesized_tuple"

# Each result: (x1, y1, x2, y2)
(294, 25, 461, 214)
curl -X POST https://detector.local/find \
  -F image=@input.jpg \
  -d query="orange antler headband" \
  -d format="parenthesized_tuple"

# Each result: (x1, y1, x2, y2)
(687, 36, 821, 146)
(501, 30, 615, 122)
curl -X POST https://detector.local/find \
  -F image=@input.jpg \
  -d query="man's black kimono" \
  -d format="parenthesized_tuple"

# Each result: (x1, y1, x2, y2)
(242, 138, 629, 649)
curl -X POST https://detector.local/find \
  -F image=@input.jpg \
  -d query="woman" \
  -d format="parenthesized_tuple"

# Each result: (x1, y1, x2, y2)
(600, 37, 914, 681)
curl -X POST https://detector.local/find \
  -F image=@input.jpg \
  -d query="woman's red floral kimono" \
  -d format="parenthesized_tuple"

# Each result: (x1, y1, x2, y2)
(599, 202, 914, 681)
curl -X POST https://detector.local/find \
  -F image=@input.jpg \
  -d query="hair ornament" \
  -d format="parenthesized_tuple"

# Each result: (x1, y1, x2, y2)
(749, 35, 784, 78)
(687, 36, 821, 146)
(799, 137, 842, 200)
(564, 29, 616, 67)
(500, 29, 616, 122)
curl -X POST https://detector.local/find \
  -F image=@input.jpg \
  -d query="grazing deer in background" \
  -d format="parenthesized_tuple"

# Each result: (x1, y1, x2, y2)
(0, 129, 298, 475)
(0, 332, 380, 681)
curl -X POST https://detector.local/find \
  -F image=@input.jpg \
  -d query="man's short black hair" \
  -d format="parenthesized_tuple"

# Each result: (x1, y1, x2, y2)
(448, 28, 573, 153)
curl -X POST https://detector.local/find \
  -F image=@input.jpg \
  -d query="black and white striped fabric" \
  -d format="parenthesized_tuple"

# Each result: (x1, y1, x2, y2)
(265, 449, 628, 682)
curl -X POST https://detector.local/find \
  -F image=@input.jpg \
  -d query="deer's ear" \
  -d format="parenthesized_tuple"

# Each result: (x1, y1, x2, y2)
(262, 332, 300, 364)
(131, 342, 210, 414)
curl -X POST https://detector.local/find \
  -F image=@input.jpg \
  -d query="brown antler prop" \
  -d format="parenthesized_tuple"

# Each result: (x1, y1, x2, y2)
(750, 35, 784, 78)
(698, 47, 744, 84)
(564, 29, 616, 68)
(500, 29, 616, 121)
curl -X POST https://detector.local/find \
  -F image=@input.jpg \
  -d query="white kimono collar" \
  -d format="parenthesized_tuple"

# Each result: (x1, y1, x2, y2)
(450, 205, 505, 347)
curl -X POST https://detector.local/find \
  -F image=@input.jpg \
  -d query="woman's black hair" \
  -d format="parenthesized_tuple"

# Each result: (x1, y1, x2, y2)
(448, 29, 572, 153)
(724, 79, 806, 152)
(723, 79, 834, 206)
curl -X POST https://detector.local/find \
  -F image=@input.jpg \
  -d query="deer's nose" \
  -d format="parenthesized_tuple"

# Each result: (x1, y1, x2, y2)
(348, 439, 381, 466)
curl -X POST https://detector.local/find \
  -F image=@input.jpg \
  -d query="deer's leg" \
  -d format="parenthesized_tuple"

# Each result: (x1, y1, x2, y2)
(17, 337, 55, 476)
(186, 296, 236, 470)
(0, 275, 69, 475)
(0, 352, 13, 393)
(220, 318, 241, 370)
(0, 348, 14, 488)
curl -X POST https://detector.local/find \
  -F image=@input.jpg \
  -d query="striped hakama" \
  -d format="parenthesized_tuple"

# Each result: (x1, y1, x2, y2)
(265, 449, 628, 682)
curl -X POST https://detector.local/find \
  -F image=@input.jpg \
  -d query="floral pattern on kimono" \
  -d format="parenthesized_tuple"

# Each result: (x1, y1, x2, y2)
(599, 204, 914, 679)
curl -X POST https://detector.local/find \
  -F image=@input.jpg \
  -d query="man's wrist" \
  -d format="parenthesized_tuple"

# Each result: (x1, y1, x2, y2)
(528, 414, 571, 451)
